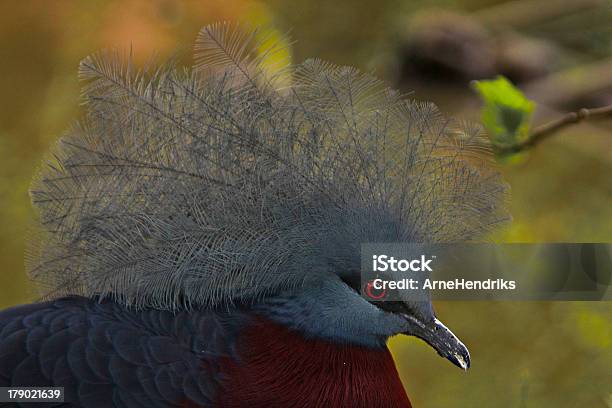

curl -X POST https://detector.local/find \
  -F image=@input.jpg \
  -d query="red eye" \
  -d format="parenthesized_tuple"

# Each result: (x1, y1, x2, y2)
(365, 279, 387, 300)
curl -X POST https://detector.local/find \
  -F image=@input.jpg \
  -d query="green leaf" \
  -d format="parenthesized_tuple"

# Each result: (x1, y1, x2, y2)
(473, 76, 535, 145)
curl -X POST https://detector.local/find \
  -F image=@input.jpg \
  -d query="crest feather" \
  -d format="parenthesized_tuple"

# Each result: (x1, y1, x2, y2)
(27, 22, 508, 310)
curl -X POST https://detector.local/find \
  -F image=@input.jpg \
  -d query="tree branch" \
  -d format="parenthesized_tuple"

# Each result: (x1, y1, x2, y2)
(496, 104, 612, 154)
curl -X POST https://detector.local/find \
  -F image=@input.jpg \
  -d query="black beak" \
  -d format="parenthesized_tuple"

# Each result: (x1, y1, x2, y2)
(401, 314, 470, 370)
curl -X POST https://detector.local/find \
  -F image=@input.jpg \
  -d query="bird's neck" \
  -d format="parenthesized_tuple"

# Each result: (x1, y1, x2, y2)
(217, 316, 411, 407)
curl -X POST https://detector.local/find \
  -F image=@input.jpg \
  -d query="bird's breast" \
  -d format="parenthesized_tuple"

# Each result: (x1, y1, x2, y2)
(216, 316, 412, 408)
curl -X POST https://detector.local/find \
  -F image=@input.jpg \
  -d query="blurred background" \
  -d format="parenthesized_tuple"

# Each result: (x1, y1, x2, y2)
(0, 0, 610, 406)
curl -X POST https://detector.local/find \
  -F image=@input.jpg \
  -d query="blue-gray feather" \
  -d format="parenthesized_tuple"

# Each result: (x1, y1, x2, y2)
(27, 22, 508, 311)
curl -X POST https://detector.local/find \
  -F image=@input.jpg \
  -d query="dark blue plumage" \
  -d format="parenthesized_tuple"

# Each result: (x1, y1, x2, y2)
(0, 296, 244, 407)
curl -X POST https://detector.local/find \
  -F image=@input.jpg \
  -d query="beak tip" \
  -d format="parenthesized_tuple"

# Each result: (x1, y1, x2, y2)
(461, 356, 470, 371)
(449, 350, 470, 371)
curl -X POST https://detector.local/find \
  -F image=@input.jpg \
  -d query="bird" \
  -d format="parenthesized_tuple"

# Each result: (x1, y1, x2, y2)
(0, 22, 508, 407)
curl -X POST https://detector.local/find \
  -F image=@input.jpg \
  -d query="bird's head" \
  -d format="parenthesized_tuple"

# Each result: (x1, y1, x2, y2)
(28, 23, 505, 371)
(256, 259, 470, 370)
(252, 205, 474, 369)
